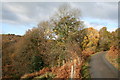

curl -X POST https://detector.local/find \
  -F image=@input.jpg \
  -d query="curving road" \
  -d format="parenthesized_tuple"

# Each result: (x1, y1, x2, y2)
(89, 51, 119, 78)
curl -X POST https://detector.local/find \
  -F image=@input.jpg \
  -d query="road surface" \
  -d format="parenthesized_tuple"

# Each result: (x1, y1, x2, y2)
(89, 51, 119, 78)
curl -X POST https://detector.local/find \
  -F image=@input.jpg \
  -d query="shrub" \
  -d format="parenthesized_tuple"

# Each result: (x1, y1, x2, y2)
(12, 28, 48, 77)
(31, 55, 45, 72)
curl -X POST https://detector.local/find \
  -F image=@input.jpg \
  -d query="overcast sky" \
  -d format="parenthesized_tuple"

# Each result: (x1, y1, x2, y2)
(1, 2, 118, 35)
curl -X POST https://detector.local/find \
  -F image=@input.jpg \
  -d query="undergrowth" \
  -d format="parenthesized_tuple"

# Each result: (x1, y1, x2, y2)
(81, 57, 91, 80)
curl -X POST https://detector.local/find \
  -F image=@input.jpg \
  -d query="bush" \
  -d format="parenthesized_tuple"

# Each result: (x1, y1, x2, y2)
(12, 28, 48, 77)
(31, 55, 45, 72)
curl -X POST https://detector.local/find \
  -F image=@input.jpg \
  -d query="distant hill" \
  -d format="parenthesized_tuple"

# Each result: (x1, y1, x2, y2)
(2, 34, 22, 78)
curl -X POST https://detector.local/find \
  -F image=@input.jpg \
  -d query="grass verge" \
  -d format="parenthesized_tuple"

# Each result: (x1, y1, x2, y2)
(81, 57, 91, 80)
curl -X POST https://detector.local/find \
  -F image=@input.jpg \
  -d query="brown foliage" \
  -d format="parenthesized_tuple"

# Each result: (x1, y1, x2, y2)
(82, 48, 94, 58)
(106, 46, 120, 70)
(106, 46, 119, 59)
(12, 28, 49, 76)
(2, 34, 22, 77)
(21, 67, 51, 78)
(21, 60, 82, 79)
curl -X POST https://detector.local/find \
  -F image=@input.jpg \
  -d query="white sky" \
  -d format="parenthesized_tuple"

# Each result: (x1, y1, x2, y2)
(1, 2, 119, 35)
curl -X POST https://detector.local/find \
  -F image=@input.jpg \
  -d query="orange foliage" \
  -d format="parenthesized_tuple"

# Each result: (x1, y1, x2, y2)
(106, 46, 119, 70)
(82, 48, 95, 58)
(107, 46, 119, 58)
(21, 60, 82, 79)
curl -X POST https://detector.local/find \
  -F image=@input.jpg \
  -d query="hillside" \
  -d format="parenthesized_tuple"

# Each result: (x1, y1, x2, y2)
(2, 34, 22, 78)
(2, 27, 120, 79)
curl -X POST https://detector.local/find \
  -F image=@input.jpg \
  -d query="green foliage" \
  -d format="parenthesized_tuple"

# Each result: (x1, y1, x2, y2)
(53, 16, 81, 39)
(96, 27, 120, 52)
(49, 41, 67, 67)
(111, 28, 120, 48)
(81, 60, 91, 79)
(12, 28, 48, 76)
(96, 27, 112, 51)
(31, 55, 45, 72)
(117, 57, 120, 63)
(51, 4, 84, 42)
(45, 4, 84, 67)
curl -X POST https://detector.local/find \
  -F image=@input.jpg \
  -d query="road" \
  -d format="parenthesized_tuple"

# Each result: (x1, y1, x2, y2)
(89, 51, 119, 78)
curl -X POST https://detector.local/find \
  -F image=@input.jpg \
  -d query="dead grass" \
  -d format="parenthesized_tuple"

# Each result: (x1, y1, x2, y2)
(106, 46, 120, 70)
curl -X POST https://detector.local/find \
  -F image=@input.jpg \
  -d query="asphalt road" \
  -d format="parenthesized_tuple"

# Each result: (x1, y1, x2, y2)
(89, 52, 119, 78)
